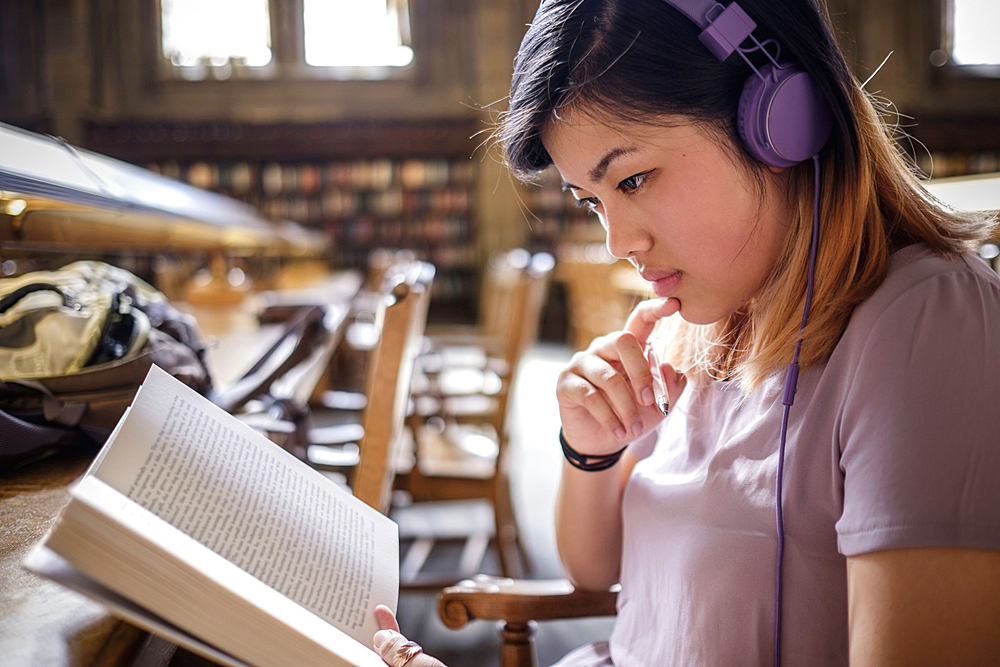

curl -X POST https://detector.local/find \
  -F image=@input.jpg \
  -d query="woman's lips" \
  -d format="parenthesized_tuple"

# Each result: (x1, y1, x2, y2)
(646, 271, 681, 298)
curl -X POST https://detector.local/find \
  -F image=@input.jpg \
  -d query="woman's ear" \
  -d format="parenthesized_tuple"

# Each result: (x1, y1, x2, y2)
(767, 164, 787, 175)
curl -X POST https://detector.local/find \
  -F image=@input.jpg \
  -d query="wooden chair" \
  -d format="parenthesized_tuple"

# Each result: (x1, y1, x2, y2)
(418, 248, 533, 381)
(306, 260, 434, 514)
(412, 250, 555, 430)
(438, 576, 619, 667)
(311, 249, 418, 413)
(395, 252, 555, 587)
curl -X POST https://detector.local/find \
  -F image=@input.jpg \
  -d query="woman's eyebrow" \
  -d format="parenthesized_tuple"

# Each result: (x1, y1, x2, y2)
(561, 145, 639, 191)
(589, 146, 637, 182)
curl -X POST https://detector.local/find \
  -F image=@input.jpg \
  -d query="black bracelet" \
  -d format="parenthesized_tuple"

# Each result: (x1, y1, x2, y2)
(559, 428, 629, 472)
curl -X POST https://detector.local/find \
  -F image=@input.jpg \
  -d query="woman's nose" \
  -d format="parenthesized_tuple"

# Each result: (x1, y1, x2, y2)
(603, 207, 652, 260)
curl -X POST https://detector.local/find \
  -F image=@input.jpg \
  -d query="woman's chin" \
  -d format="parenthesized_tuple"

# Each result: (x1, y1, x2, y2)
(675, 303, 733, 326)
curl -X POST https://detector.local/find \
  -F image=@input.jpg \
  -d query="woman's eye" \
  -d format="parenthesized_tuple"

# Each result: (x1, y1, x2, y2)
(618, 172, 648, 194)
(574, 197, 600, 212)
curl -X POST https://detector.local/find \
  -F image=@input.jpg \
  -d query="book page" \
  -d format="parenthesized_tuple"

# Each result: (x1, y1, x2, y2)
(92, 365, 397, 644)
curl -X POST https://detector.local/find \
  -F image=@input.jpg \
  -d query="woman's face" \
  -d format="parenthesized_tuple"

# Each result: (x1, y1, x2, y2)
(542, 110, 795, 325)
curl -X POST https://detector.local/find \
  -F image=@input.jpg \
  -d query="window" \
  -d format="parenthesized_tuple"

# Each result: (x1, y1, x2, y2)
(161, 0, 272, 71)
(950, 0, 1000, 66)
(931, 0, 1000, 73)
(304, 0, 413, 68)
(159, 0, 413, 80)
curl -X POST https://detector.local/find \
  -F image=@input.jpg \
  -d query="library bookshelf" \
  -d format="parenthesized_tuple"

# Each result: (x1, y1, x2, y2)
(84, 119, 482, 321)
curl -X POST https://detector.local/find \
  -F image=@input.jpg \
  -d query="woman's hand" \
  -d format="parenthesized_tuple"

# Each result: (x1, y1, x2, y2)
(557, 298, 687, 457)
(373, 605, 447, 667)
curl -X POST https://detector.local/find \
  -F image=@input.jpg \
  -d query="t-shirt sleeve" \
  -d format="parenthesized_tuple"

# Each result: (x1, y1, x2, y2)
(836, 259, 1000, 556)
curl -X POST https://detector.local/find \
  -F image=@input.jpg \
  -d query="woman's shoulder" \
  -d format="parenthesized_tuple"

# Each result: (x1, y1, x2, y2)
(848, 242, 1000, 334)
(878, 242, 998, 302)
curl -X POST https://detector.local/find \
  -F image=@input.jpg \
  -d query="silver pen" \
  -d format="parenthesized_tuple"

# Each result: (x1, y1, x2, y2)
(646, 341, 670, 416)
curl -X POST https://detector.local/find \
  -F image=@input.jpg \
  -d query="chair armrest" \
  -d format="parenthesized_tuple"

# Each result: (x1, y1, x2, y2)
(437, 575, 619, 629)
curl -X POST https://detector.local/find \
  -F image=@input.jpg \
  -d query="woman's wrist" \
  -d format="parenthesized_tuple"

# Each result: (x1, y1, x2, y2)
(559, 427, 629, 472)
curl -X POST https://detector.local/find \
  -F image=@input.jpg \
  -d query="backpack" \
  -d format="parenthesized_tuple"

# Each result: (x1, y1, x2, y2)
(0, 261, 213, 472)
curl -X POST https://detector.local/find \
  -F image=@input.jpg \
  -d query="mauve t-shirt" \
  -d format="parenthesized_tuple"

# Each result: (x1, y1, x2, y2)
(554, 244, 1000, 667)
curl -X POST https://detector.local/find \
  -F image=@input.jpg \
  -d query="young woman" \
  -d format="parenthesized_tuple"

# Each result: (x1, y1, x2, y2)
(374, 0, 1000, 665)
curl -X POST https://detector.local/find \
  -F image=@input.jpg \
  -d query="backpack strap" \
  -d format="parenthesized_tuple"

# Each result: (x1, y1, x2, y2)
(208, 305, 326, 413)
(0, 378, 88, 427)
(0, 283, 68, 314)
(0, 407, 82, 471)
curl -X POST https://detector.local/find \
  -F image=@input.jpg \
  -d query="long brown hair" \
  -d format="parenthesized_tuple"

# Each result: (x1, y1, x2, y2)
(501, 0, 996, 390)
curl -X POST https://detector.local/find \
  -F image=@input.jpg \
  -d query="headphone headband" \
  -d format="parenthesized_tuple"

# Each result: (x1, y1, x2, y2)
(662, 0, 757, 61)
(659, 0, 833, 167)
(657, 0, 719, 26)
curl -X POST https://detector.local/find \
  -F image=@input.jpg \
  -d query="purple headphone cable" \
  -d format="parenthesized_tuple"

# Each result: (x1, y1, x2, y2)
(774, 154, 822, 667)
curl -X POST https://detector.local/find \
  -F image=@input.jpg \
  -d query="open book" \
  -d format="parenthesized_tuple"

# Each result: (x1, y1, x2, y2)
(23, 365, 398, 667)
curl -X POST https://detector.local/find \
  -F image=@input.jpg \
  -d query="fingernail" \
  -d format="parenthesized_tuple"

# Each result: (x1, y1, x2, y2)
(614, 426, 627, 439)
(374, 630, 389, 650)
(631, 419, 643, 436)
(641, 387, 654, 405)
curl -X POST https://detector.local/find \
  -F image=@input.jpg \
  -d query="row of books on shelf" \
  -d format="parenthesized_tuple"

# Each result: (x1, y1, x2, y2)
(525, 213, 602, 241)
(256, 187, 471, 223)
(327, 215, 471, 246)
(147, 158, 476, 195)
(913, 151, 1000, 180)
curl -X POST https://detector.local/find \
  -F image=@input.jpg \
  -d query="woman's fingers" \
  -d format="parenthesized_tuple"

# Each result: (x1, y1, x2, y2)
(374, 605, 400, 632)
(373, 606, 447, 667)
(373, 629, 447, 667)
(623, 297, 680, 406)
(558, 340, 666, 447)
(561, 339, 647, 438)
(624, 298, 680, 342)
(556, 297, 683, 451)
(649, 355, 686, 415)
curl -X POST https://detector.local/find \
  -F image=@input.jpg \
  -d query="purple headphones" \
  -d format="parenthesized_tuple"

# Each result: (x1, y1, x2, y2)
(661, 0, 833, 167)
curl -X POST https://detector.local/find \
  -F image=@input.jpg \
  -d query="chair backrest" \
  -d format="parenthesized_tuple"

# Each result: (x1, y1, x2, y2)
(493, 252, 554, 442)
(478, 248, 531, 344)
(364, 248, 418, 292)
(460, 250, 554, 457)
(509, 251, 555, 371)
(351, 261, 434, 514)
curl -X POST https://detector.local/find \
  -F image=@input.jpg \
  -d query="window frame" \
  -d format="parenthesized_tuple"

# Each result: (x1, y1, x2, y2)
(154, 0, 416, 83)
(931, 0, 1000, 79)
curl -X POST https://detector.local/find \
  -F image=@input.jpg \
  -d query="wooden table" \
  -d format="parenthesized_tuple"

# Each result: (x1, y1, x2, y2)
(187, 270, 362, 389)
(0, 452, 177, 667)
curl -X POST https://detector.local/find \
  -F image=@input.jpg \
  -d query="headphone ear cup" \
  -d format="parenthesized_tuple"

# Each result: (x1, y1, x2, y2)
(737, 62, 834, 168)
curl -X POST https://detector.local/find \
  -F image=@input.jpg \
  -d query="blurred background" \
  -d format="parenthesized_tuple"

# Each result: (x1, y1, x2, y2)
(1, 2, 998, 666)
